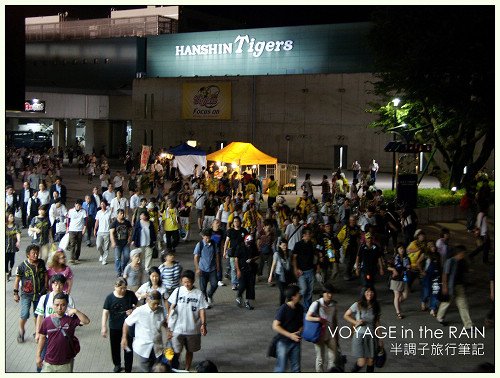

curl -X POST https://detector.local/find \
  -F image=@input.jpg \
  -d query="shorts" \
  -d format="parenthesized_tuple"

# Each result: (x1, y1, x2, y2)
(196, 209, 203, 218)
(20, 295, 40, 320)
(172, 333, 201, 353)
(390, 279, 406, 292)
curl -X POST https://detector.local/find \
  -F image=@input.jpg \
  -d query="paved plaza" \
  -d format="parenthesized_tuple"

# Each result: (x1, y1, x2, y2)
(5, 164, 494, 373)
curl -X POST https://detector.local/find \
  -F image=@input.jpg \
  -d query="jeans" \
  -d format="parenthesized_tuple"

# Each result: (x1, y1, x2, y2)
(114, 242, 131, 276)
(276, 275, 286, 305)
(110, 329, 133, 372)
(258, 253, 273, 277)
(199, 270, 218, 300)
(36, 340, 47, 372)
(298, 269, 314, 311)
(84, 216, 95, 244)
(274, 338, 301, 372)
(229, 257, 239, 286)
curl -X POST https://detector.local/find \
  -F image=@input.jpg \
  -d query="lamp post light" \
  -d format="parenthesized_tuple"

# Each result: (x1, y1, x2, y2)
(391, 98, 401, 191)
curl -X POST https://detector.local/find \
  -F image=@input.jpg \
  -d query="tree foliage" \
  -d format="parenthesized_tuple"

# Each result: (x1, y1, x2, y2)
(366, 6, 494, 188)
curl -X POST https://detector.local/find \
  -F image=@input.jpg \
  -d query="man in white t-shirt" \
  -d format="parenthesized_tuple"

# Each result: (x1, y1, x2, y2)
(167, 270, 208, 371)
(110, 190, 129, 220)
(66, 199, 87, 263)
(94, 200, 113, 265)
(129, 189, 141, 213)
(102, 184, 116, 205)
(113, 171, 125, 193)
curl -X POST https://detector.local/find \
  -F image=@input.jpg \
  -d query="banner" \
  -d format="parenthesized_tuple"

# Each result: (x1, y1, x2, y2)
(182, 82, 231, 120)
(140, 145, 151, 171)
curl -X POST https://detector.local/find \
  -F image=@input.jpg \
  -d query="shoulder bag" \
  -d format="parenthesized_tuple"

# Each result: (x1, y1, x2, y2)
(167, 287, 181, 330)
(302, 300, 325, 343)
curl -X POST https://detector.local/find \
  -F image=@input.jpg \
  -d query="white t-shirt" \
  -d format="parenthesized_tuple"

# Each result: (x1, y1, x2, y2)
(95, 208, 112, 233)
(125, 304, 165, 358)
(110, 197, 129, 218)
(218, 204, 231, 223)
(113, 175, 124, 188)
(67, 208, 87, 232)
(38, 190, 51, 206)
(129, 194, 140, 211)
(168, 286, 208, 335)
(102, 190, 116, 204)
(35, 292, 75, 317)
(193, 189, 207, 210)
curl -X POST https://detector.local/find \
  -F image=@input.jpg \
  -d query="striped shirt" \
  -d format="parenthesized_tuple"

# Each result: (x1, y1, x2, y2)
(159, 262, 183, 290)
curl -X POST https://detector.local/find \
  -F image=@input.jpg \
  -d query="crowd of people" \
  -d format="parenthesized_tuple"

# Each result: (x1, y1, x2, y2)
(5, 146, 494, 372)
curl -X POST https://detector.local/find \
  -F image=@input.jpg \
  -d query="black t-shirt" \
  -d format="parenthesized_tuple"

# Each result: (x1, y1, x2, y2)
(103, 290, 138, 330)
(274, 302, 304, 342)
(204, 198, 219, 216)
(110, 219, 132, 243)
(226, 227, 248, 257)
(235, 243, 259, 272)
(292, 240, 316, 271)
(357, 244, 382, 273)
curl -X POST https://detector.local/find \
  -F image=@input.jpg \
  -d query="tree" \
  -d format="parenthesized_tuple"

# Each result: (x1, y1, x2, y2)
(366, 6, 494, 188)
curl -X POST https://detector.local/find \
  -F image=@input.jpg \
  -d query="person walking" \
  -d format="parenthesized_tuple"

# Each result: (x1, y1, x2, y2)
(234, 234, 260, 310)
(102, 277, 138, 373)
(94, 200, 112, 265)
(436, 246, 473, 328)
(305, 283, 340, 372)
(66, 199, 87, 264)
(223, 216, 248, 291)
(272, 285, 304, 372)
(167, 270, 208, 371)
(131, 211, 157, 271)
(110, 209, 133, 277)
(193, 229, 220, 309)
(122, 290, 167, 372)
(162, 199, 180, 252)
(36, 293, 90, 372)
(13, 244, 48, 343)
(387, 243, 410, 319)
(344, 286, 383, 373)
(292, 228, 320, 312)
(6, 212, 21, 281)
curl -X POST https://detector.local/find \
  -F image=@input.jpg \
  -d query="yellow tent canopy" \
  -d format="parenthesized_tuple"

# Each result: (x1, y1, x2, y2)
(206, 142, 277, 166)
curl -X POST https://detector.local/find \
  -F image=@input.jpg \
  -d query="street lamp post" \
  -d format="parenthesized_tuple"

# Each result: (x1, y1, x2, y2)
(391, 98, 401, 191)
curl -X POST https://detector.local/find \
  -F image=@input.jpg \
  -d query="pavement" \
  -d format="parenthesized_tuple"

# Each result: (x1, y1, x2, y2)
(4, 162, 494, 373)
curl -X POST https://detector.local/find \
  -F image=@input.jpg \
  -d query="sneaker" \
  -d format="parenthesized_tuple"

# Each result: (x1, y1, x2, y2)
(231, 285, 238, 291)
(102, 260, 107, 265)
(99, 256, 102, 262)
(113, 365, 122, 373)
(236, 297, 243, 307)
(69, 260, 75, 264)
(207, 297, 213, 309)
(17, 332, 24, 343)
(245, 301, 255, 310)
(217, 280, 226, 287)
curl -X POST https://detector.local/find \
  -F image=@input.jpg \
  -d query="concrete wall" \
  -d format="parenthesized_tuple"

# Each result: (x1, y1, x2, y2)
(131, 73, 392, 170)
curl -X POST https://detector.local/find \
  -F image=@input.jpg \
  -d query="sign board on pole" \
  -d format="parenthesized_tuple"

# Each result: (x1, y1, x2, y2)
(140, 145, 151, 171)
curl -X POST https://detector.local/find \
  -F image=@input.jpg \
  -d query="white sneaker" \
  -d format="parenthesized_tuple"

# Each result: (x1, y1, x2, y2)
(207, 297, 213, 308)
(99, 256, 102, 262)
(102, 260, 107, 265)
(217, 280, 226, 287)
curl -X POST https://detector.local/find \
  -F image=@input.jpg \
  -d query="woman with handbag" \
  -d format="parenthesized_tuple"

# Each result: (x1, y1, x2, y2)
(136, 267, 168, 310)
(305, 283, 339, 372)
(343, 286, 383, 372)
(268, 239, 294, 305)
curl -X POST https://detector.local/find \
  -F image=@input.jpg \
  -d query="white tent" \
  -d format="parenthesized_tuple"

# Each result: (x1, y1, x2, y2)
(168, 143, 207, 176)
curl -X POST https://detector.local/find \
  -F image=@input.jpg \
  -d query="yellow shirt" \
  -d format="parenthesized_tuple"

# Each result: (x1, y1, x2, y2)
(162, 208, 179, 231)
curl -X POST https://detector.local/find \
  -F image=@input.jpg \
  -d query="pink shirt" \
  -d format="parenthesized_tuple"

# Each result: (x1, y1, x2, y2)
(47, 266, 74, 293)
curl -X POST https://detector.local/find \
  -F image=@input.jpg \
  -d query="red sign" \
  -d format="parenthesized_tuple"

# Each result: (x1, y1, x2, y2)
(140, 145, 151, 171)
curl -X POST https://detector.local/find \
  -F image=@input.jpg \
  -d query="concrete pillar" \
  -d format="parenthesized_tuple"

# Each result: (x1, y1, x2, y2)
(93, 120, 111, 157)
(66, 119, 78, 148)
(52, 119, 66, 150)
(84, 120, 94, 154)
